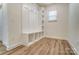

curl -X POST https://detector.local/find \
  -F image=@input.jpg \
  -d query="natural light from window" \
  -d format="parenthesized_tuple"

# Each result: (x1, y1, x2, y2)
(48, 11, 57, 21)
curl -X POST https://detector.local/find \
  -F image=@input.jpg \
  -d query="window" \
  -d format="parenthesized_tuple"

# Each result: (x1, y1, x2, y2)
(48, 11, 57, 21)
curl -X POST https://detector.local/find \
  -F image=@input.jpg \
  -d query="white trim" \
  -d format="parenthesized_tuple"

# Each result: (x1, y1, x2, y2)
(6, 41, 22, 51)
(6, 36, 45, 50)
(67, 40, 79, 55)
(2, 41, 9, 48)
(45, 36, 66, 40)
(27, 36, 65, 46)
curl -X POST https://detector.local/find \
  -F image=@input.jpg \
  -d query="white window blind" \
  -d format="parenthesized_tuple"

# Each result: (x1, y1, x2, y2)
(48, 11, 57, 21)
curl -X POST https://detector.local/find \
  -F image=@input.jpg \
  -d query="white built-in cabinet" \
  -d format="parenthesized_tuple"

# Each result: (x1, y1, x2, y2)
(2, 3, 45, 50)
(22, 4, 44, 44)
(22, 4, 41, 33)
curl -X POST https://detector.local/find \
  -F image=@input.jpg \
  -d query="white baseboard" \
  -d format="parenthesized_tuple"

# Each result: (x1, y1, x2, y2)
(6, 42, 22, 51)
(27, 36, 65, 46)
(45, 36, 66, 40)
(2, 41, 9, 49)
(67, 40, 79, 55)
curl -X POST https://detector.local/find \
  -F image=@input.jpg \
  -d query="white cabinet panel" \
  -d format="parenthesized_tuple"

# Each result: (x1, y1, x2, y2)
(22, 6, 29, 33)
(22, 4, 42, 33)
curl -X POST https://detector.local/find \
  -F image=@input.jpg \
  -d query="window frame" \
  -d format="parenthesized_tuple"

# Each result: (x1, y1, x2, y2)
(48, 10, 57, 22)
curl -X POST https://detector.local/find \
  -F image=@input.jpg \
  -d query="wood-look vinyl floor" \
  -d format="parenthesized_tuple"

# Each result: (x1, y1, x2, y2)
(1, 38, 75, 55)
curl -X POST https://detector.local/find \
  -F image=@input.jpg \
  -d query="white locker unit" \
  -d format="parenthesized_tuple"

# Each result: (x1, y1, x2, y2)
(22, 4, 44, 44)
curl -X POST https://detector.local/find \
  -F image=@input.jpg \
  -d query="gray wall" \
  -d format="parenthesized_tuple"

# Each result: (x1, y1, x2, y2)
(0, 5, 3, 41)
(69, 3, 79, 54)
